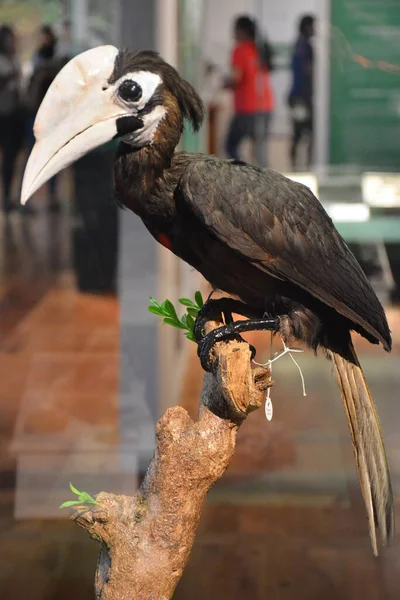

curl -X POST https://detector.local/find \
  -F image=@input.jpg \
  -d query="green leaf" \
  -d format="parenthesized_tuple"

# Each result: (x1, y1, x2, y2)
(60, 483, 98, 510)
(164, 300, 179, 321)
(195, 291, 204, 308)
(186, 314, 195, 331)
(78, 491, 97, 505)
(148, 293, 204, 340)
(149, 296, 161, 308)
(69, 482, 81, 496)
(163, 317, 186, 329)
(148, 305, 164, 316)
(163, 317, 177, 326)
(179, 297, 197, 308)
(59, 500, 81, 509)
(161, 300, 169, 314)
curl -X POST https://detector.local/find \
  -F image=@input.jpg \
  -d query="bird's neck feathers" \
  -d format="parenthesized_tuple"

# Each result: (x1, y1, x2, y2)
(114, 93, 183, 214)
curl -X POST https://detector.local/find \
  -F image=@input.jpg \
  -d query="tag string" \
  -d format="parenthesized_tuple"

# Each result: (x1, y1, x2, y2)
(253, 337, 307, 421)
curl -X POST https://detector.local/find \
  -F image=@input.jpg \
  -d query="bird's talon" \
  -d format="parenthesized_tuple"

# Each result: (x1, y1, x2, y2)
(197, 336, 217, 372)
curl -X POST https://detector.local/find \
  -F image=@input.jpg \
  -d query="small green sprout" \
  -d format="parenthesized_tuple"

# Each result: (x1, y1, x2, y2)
(148, 291, 204, 342)
(59, 482, 98, 509)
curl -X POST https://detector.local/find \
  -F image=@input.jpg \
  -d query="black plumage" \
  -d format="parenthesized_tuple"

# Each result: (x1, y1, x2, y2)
(116, 150, 390, 354)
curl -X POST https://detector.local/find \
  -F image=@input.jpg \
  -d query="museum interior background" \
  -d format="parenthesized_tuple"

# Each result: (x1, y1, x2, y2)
(1, 0, 400, 598)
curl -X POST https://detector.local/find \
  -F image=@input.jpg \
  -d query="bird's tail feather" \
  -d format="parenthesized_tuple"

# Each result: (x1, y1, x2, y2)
(328, 343, 394, 555)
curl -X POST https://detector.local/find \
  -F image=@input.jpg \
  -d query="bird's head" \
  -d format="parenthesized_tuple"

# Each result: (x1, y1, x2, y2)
(21, 45, 204, 204)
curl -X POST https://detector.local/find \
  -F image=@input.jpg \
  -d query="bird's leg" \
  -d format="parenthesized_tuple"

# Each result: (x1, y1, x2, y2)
(198, 317, 280, 372)
(220, 308, 260, 363)
(223, 310, 234, 325)
(193, 298, 263, 342)
(194, 298, 279, 371)
(194, 298, 263, 367)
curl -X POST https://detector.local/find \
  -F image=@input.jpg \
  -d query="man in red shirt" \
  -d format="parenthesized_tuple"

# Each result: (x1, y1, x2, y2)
(225, 16, 274, 168)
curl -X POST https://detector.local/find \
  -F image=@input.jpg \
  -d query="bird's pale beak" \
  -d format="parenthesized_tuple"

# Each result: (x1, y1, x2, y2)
(21, 45, 128, 205)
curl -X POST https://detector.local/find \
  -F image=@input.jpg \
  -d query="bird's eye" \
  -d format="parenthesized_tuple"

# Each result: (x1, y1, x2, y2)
(118, 80, 142, 103)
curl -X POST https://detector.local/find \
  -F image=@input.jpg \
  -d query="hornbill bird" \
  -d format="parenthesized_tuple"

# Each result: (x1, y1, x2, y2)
(21, 46, 394, 554)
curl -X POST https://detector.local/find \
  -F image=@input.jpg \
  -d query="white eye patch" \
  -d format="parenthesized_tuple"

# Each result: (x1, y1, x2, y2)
(133, 105, 167, 145)
(114, 71, 162, 110)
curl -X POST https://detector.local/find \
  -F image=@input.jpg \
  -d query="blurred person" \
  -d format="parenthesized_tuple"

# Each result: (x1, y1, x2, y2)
(288, 14, 315, 170)
(57, 19, 73, 60)
(0, 25, 24, 215)
(25, 25, 63, 212)
(225, 15, 274, 168)
(32, 24, 57, 68)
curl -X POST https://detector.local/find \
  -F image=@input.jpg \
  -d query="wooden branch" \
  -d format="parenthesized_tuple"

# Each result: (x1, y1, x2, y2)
(72, 327, 271, 600)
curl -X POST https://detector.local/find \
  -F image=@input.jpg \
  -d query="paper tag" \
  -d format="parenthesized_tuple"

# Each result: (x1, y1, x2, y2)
(265, 396, 273, 421)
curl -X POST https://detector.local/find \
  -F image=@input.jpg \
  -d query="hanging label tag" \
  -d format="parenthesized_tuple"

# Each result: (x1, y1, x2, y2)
(265, 396, 273, 421)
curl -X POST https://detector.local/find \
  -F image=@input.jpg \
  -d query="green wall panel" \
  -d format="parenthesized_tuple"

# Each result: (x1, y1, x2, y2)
(330, 0, 400, 169)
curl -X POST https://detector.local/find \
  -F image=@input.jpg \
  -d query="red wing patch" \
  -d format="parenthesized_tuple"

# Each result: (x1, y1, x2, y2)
(157, 232, 173, 251)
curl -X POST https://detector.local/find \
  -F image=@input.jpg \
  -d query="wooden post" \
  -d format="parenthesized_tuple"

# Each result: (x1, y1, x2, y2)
(71, 326, 271, 599)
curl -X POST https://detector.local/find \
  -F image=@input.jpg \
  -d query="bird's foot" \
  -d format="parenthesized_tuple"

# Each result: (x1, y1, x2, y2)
(195, 299, 279, 372)
(193, 298, 263, 342)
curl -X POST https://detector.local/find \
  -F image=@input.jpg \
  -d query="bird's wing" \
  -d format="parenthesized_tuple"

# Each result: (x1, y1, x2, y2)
(178, 158, 390, 349)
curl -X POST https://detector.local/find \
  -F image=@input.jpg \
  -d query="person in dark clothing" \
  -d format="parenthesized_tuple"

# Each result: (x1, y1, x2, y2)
(288, 15, 315, 170)
(225, 15, 274, 168)
(0, 25, 24, 214)
(26, 25, 63, 211)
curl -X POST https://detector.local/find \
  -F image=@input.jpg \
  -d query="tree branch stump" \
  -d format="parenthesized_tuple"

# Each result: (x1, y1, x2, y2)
(72, 327, 271, 599)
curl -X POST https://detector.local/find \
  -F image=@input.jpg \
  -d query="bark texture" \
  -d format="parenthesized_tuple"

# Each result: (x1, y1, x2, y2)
(73, 331, 271, 600)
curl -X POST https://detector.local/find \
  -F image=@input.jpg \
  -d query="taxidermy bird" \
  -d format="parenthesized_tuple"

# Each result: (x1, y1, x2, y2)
(21, 46, 394, 555)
